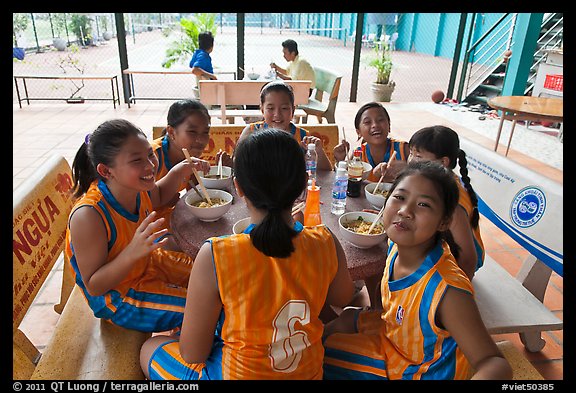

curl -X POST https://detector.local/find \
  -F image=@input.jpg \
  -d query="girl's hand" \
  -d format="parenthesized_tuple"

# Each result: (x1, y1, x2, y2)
(216, 150, 234, 168)
(302, 135, 324, 152)
(126, 211, 169, 260)
(333, 139, 350, 163)
(175, 156, 211, 180)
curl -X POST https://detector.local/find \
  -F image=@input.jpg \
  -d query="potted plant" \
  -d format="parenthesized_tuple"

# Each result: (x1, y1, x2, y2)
(52, 13, 68, 51)
(13, 13, 29, 61)
(101, 15, 112, 40)
(55, 44, 87, 103)
(366, 42, 395, 102)
(69, 14, 93, 47)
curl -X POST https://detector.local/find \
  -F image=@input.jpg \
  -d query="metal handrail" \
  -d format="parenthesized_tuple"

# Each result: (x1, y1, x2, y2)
(457, 13, 516, 101)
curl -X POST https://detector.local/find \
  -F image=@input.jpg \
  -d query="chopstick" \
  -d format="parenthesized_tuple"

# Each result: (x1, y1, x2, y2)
(217, 149, 223, 179)
(342, 127, 351, 165)
(377, 151, 396, 185)
(367, 203, 386, 235)
(182, 148, 213, 205)
(291, 201, 306, 216)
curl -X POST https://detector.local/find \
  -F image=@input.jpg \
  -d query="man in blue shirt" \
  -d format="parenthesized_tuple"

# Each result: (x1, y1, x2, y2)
(190, 31, 217, 80)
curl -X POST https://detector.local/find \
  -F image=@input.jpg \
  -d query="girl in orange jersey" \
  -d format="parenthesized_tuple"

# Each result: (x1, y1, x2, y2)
(237, 80, 332, 170)
(408, 125, 484, 280)
(322, 161, 512, 380)
(66, 119, 209, 332)
(141, 128, 355, 380)
(333, 102, 408, 181)
(151, 99, 227, 228)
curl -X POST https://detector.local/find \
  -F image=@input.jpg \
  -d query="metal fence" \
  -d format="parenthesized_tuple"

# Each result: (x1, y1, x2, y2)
(13, 12, 458, 105)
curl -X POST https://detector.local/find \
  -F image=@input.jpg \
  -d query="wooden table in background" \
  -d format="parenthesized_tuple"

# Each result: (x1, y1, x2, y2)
(488, 96, 563, 156)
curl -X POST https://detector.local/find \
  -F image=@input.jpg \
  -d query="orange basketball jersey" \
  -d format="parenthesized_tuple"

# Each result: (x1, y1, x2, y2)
(359, 138, 408, 182)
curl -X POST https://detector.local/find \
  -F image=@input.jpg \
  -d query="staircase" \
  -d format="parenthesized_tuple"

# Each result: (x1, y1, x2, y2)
(462, 13, 563, 107)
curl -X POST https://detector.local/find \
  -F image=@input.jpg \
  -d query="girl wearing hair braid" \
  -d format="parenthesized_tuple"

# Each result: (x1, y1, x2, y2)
(322, 161, 511, 380)
(407, 125, 484, 280)
(140, 128, 354, 380)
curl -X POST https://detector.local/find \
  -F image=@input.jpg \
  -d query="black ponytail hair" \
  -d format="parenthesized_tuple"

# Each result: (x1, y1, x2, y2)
(72, 119, 146, 198)
(387, 160, 462, 260)
(233, 128, 307, 258)
(408, 125, 480, 228)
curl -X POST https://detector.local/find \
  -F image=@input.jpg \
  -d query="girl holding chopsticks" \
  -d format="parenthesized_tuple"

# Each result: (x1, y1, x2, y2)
(333, 102, 409, 182)
(140, 128, 354, 380)
(151, 99, 223, 227)
(66, 119, 208, 333)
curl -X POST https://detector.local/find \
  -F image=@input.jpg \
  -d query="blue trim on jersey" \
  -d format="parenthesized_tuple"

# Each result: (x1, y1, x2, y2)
(388, 241, 443, 291)
(161, 135, 173, 172)
(324, 346, 387, 372)
(323, 363, 388, 380)
(243, 220, 304, 234)
(97, 179, 141, 222)
(364, 139, 399, 168)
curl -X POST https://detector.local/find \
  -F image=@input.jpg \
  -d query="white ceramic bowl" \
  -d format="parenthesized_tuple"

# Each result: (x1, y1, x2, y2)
(199, 166, 233, 190)
(184, 189, 233, 222)
(333, 161, 372, 181)
(247, 73, 260, 80)
(361, 161, 373, 181)
(232, 217, 252, 234)
(364, 182, 393, 209)
(338, 211, 386, 249)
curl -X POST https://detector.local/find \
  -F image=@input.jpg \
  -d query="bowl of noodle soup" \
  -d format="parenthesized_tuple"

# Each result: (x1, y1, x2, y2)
(364, 182, 393, 209)
(184, 189, 233, 222)
(338, 211, 387, 249)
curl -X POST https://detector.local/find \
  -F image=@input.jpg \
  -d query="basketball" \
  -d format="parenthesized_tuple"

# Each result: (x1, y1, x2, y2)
(431, 90, 445, 103)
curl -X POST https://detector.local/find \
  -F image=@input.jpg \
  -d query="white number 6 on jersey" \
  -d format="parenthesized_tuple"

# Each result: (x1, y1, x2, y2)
(269, 300, 311, 373)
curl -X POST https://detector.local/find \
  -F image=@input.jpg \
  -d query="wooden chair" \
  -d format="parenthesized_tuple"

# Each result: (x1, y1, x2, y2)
(298, 66, 342, 124)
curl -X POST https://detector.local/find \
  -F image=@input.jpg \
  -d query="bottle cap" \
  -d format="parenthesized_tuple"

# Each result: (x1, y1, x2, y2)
(308, 144, 316, 150)
(353, 149, 362, 157)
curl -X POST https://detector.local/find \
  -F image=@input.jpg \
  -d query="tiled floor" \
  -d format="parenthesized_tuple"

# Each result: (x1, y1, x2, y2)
(14, 100, 563, 380)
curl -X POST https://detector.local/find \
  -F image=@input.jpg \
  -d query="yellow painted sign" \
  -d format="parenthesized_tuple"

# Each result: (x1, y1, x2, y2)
(13, 156, 74, 330)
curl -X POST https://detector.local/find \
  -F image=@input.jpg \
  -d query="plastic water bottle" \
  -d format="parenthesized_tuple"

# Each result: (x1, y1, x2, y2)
(331, 161, 348, 215)
(305, 144, 318, 182)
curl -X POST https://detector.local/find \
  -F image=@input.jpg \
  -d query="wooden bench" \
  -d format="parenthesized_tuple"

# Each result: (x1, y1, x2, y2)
(122, 68, 237, 107)
(13, 155, 149, 380)
(13, 74, 121, 108)
(198, 79, 311, 124)
(459, 138, 563, 352)
(152, 123, 340, 166)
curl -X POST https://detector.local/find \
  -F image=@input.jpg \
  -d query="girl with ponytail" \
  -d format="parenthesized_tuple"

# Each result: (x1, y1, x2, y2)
(140, 128, 354, 380)
(408, 125, 484, 280)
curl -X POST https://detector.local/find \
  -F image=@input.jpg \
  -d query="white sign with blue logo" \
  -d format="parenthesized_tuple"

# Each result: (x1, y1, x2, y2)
(457, 138, 563, 277)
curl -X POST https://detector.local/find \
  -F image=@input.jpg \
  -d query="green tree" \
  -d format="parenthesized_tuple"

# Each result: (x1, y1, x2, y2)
(162, 13, 217, 68)
(13, 13, 30, 46)
(69, 14, 93, 46)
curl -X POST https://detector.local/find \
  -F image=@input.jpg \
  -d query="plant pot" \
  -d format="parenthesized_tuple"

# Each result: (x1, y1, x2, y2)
(370, 81, 395, 102)
(53, 38, 67, 51)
